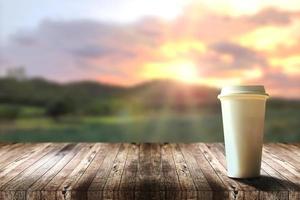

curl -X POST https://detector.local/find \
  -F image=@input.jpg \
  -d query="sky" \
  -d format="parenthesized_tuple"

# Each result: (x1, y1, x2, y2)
(0, 0, 300, 98)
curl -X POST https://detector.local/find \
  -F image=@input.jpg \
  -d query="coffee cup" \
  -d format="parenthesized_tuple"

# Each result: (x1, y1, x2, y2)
(218, 85, 269, 178)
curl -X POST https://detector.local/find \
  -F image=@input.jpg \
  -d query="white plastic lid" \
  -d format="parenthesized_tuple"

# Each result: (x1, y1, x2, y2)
(218, 85, 269, 97)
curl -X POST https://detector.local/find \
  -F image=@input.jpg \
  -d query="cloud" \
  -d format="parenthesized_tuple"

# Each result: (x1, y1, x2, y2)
(250, 69, 300, 98)
(0, 6, 299, 98)
(171, 6, 300, 43)
(247, 7, 300, 26)
(0, 18, 166, 83)
(210, 42, 267, 68)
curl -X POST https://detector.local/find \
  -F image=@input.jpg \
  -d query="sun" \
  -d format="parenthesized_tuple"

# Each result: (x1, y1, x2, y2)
(141, 60, 199, 83)
(173, 63, 198, 83)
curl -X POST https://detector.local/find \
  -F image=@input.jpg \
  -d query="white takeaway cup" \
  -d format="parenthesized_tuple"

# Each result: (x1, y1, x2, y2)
(218, 85, 269, 178)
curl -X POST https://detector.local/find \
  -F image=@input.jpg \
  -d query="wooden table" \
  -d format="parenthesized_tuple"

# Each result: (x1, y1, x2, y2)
(0, 143, 299, 200)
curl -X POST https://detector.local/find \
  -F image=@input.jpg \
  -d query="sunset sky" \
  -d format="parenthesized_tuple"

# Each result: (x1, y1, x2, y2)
(0, 0, 300, 98)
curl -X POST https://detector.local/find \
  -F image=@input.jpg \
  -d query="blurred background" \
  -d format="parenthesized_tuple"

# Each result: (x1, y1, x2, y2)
(0, 0, 299, 142)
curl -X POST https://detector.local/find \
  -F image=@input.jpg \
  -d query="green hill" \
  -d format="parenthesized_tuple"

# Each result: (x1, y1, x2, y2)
(0, 77, 299, 115)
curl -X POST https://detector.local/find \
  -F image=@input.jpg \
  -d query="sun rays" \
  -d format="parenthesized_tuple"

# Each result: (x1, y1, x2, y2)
(141, 60, 200, 84)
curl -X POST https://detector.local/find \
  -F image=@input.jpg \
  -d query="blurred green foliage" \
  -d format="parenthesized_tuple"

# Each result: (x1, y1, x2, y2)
(0, 77, 299, 142)
(0, 104, 20, 120)
(46, 98, 75, 120)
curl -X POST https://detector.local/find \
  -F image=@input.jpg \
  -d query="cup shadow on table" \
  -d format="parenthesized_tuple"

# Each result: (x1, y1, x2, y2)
(231, 175, 300, 191)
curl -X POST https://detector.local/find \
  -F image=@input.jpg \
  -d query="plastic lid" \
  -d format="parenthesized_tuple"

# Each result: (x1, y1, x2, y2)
(219, 85, 269, 97)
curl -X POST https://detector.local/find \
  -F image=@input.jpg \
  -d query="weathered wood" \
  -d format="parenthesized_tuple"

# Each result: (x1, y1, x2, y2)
(0, 143, 299, 200)
(0, 143, 32, 164)
(0, 142, 57, 198)
(0, 143, 42, 170)
(102, 143, 129, 199)
(263, 147, 300, 178)
(150, 143, 163, 199)
(265, 143, 300, 168)
(183, 143, 229, 199)
(70, 143, 111, 199)
(179, 144, 212, 200)
(0, 143, 69, 199)
(43, 143, 95, 199)
(27, 143, 84, 199)
(135, 143, 163, 200)
(161, 143, 181, 200)
(199, 143, 245, 200)
(119, 143, 139, 200)
(0, 143, 25, 160)
(0, 143, 64, 190)
(0, 143, 50, 179)
(171, 144, 197, 199)
(87, 143, 121, 199)
(213, 143, 289, 200)
(57, 143, 103, 200)
(261, 161, 300, 200)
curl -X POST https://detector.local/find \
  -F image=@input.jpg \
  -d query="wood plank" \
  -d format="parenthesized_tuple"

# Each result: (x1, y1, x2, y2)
(72, 143, 111, 192)
(261, 161, 300, 200)
(0, 143, 299, 200)
(160, 143, 181, 200)
(0, 144, 41, 170)
(135, 143, 163, 200)
(0, 143, 17, 158)
(2, 143, 71, 189)
(15, 143, 77, 190)
(213, 143, 283, 189)
(119, 143, 139, 200)
(42, 143, 94, 199)
(150, 143, 163, 200)
(278, 143, 300, 158)
(288, 142, 300, 150)
(277, 143, 300, 199)
(261, 148, 300, 184)
(184, 143, 228, 199)
(102, 143, 129, 199)
(179, 144, 212, 200)
(27, 143, 85, 199)
(214, 143, 289, 200)
(0, 143, 12, 148)
(171, 144, 197, 199)
(0, 143, 70, 200)
(263, 146, 300, 178)
(87, 143, 121, 200)
(56, 143, 102, 200)
(0, 143, 61, 189)
(0, 143, 50, 175)
(136, 143, 153, 192)
(0, 143, 50, 179)
(199, 143, 246, 200)
(265, 144, 300, 168)
(0, 143, 31, 163)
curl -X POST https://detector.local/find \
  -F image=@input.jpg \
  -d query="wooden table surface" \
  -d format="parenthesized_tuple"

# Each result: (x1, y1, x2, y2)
(0, 143, 299, 200)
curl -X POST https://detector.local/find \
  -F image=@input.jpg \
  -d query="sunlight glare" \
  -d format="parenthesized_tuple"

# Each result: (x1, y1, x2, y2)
(141, 60, 199, 83)
(160, 40, 206, 57)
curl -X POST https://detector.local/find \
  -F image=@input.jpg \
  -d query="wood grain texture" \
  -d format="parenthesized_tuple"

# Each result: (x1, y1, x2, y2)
(0, 143, 299, 200)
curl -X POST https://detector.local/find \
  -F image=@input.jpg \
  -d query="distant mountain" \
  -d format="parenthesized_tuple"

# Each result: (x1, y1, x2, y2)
(0, 78, 126, 106)
(0, 77, 299, 112)
(0, 78, 62, 105)
(125, 79, 220, 110)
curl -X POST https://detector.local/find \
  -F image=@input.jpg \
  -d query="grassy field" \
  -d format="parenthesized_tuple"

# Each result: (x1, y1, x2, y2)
(0, 107, 299, 142)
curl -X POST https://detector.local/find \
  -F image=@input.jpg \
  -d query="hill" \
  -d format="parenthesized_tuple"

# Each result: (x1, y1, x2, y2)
(126, 79, 219, 111)
(0, 78, 126, 106)
(0, 77, 299, 115)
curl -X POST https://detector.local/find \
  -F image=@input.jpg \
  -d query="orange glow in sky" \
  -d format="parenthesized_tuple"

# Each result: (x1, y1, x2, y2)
(141, 60, 199, 84)
(1, 0, 300, 98)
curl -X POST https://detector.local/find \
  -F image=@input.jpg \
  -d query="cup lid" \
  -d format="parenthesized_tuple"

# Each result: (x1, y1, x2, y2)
(219, 85, 269, 97)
